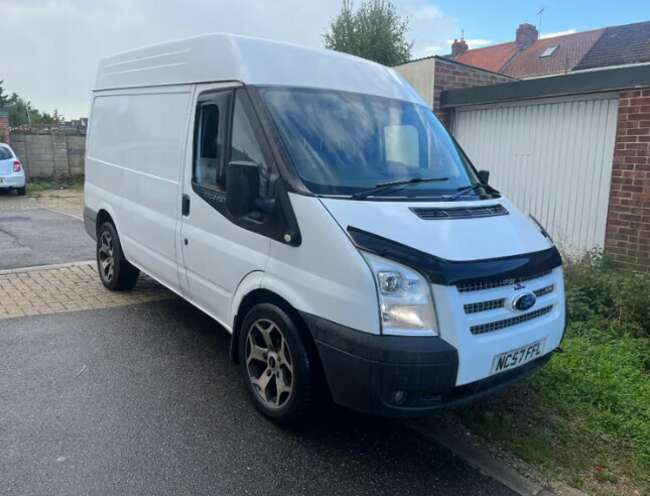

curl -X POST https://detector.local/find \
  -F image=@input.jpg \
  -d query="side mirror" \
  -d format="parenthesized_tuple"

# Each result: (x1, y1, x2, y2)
(226, 161, 259, 217)
(478, 170, 490, 184)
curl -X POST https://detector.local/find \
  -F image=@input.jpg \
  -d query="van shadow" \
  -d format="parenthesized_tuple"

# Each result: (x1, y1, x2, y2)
(148, 297, 502, 495)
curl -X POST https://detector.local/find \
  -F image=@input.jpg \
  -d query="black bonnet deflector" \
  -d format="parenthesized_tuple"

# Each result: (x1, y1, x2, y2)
(347, 226, 562, 286)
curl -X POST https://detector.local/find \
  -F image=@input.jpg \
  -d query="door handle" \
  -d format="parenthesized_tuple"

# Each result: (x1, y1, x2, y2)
(182, 194, 190, 216)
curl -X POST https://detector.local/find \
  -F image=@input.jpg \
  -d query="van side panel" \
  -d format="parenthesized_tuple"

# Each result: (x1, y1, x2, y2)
(86, 87, 192, 290)
(265, 194, 380, 335)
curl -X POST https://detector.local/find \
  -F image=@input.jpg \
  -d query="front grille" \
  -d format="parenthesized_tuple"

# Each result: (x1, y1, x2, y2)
(457, 270, 552, 293)
(534, 284, 554, 297)
(410, 204, 508, 220)
(470, 305, 554, 335)
(464, 298, 505, 314)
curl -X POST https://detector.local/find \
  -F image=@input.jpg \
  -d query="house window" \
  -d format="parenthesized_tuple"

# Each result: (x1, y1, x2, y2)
(540, 45, 559, 58)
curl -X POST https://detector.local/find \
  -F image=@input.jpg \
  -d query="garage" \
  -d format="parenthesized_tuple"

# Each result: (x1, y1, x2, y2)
(452, 93, 619, 255)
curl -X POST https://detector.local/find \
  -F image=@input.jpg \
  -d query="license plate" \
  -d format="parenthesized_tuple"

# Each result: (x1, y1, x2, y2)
(491, 339, 545, 374)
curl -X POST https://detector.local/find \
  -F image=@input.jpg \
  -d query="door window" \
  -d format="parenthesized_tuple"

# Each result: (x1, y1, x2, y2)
(194, 91, 230, 189)
(230, 90, 272, 197)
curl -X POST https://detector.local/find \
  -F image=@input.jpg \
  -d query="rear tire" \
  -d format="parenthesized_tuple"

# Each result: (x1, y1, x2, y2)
(16, 186, 26, 196)
(239, 303, 315, 424)
(96, 221, 140, 291)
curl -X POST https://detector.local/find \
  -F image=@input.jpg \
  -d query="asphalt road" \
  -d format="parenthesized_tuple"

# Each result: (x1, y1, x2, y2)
(0, 299, 515, 496)
(0, 208, 94, 269)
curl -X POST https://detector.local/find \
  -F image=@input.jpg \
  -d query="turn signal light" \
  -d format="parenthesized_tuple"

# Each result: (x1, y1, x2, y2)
(13, 160, 21, 172)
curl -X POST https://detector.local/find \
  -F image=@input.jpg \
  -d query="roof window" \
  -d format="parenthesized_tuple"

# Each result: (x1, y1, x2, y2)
(540, 45, 559, 58)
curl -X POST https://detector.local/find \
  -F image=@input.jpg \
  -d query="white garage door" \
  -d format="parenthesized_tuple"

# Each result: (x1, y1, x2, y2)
(453, 93, 618, 255)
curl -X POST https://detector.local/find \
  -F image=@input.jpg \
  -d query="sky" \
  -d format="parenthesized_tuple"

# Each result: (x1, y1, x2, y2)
(0, 0, 647, 119)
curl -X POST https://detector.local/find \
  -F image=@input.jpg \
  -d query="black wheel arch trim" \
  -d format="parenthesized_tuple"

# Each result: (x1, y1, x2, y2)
(347, 226, 562, 286)
(84, 206, 98, 241)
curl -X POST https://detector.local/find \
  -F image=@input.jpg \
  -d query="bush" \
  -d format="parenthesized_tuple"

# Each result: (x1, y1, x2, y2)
(460, 253, 650, 494)
(565, 251, 650, 338)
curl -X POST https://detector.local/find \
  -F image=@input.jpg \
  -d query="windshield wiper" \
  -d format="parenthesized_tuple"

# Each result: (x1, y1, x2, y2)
(448, 182, 486, 200)
(351, 177, 449, 200)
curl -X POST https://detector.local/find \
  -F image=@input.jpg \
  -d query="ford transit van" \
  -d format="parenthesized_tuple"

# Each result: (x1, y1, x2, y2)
(84, 34, 565, 423)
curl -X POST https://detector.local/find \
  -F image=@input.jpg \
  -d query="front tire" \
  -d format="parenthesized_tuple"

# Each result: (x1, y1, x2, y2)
(96, 221, 140, 291)
(239, 303, 315, 424)
(16, 186, 26, 196)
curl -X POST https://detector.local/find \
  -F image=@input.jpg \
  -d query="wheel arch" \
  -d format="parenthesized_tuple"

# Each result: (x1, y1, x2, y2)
(95, 204, 121, 237)
(230, 288, 317, 368)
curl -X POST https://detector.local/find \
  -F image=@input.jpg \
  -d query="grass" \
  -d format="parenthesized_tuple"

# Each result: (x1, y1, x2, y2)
(458, 253, 650, 495)
(26, 176, 84, 195)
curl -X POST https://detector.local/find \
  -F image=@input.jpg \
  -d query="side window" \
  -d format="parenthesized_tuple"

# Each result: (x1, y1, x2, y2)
(230, 90, 271, 197)
(194, 91, 230, 188)
(384, 125, 420, 168)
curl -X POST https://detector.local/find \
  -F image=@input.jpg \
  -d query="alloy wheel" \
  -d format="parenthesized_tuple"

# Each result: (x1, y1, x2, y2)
(245, 318, 294, 409)
(98, 230, 115, 282)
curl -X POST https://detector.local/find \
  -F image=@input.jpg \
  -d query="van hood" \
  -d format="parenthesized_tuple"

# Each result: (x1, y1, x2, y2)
(320, 197, 552, 262)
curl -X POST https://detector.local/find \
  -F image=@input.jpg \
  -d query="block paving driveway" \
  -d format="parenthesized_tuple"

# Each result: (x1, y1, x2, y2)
(0, 192, 515, 495)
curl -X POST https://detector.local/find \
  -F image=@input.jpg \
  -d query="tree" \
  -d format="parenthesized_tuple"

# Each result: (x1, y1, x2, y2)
(0, 80, 60, 126)
(324, 0, 411, 66)
(0, 81, 16, 108)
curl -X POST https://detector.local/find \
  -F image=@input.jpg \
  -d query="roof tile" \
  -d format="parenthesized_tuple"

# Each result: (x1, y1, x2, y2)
(575, 21, 650, 70)
(502, 29, 604, 78)
(454, 42, 519, 73)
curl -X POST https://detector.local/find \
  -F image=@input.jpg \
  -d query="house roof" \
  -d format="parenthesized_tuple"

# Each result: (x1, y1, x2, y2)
(446, 20, 650, 78)
(502, 29, 604, 78)
(94, 33, 424, 104)
(575, 21, 650, 70)
(453, 42, 518, 73)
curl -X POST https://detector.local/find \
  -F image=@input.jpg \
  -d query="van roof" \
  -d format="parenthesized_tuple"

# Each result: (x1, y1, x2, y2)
(94, 33, 423, 103)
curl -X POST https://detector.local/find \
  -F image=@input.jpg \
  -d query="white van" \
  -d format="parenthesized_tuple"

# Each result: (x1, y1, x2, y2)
(84, 34, 565, 422)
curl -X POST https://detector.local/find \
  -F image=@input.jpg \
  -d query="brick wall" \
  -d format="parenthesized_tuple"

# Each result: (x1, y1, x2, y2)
(0, 112, 9, 143)
(605, 88, 650, 271)
(433, 59, 514, 126)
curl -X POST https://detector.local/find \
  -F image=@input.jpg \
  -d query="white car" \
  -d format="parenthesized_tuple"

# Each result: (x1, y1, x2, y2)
(0, 143, 26, 195)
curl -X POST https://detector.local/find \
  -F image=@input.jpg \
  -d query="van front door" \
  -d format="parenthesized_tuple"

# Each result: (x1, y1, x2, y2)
(179, 83, 271, 329)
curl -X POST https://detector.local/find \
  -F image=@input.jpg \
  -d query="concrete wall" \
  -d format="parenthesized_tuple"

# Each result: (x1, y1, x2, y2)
(394, 58, 436, 108)
(9, 132, 85, 179)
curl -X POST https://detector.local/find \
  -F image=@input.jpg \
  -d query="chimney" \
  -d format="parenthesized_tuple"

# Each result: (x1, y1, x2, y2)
(451, 38, 468, 57)
(516, 23, 538, 50)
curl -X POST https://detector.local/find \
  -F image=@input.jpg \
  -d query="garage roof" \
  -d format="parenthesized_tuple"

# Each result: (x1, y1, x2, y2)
(441, 64, 650, 108)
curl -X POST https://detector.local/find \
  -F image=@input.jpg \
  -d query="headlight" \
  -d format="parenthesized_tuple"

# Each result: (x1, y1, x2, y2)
(362, 252, 438, 336)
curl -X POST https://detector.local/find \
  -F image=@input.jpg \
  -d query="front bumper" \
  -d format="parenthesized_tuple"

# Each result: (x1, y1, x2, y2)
(0, 173, 26, 188)
(303, 313, 552, 417)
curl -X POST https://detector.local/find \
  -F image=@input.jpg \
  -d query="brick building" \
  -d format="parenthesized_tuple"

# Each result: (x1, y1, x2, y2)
(606, 88, 650, 270)
(394, 56, 514, 126)
(0, 109, 9, 143)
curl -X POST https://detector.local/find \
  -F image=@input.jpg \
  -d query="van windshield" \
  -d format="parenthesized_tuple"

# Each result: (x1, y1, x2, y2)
(260, 87, 481, 199)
